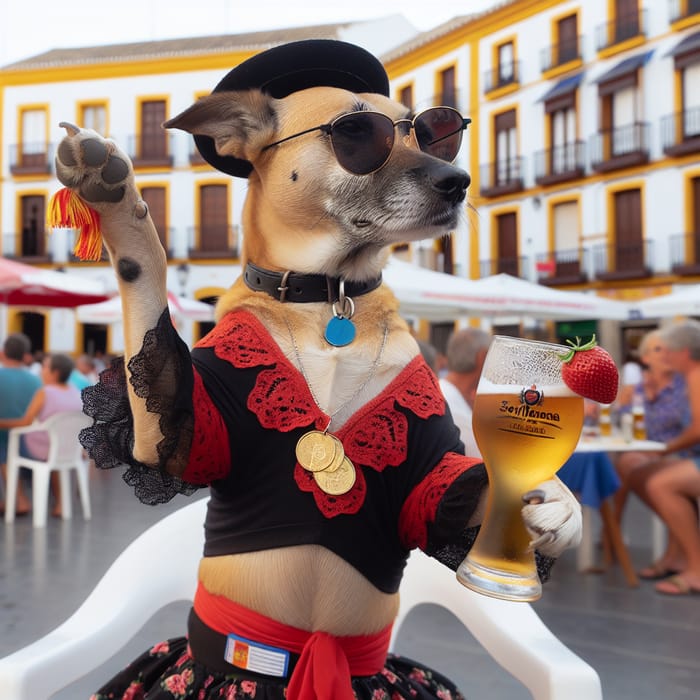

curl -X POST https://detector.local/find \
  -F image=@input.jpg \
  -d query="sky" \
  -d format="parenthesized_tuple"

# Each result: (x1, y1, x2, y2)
(1, 0, 501, 65)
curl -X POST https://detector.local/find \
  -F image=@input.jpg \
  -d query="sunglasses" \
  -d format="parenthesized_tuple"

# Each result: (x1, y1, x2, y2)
(261, 106, 471, 175)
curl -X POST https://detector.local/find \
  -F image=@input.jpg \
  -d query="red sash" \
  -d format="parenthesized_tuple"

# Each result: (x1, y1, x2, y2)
(194, 583, 392, 700)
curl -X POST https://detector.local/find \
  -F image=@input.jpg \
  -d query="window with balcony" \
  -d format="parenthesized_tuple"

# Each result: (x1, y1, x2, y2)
(594, 188, 651, 280)
(662, 32, 700, 155)
(11, 108, 50, 176)
(670, 0, 700, 24)
(19, 194, 48, 260)
(398, 84, 413, 110)
(132, 99, 172, 168)
(480, 109, 523, 197)
(596, 0, 645, 52)
(671, 175, 700, 274)
(80, 103, 107, 136)
(539, 200, 587, 285)
(591, 53, 651, 172)
(140, 186, 169, 256)
(542, 14, 581, 72)
(190, 184, 235, 259)
(498, 42, 515, 84)
(439, 66, 457, 108)
(535, 76, 585, 185)
(557, 15, 580, 65)
(481, 211, 522, 277)
(485, 40, 519, 92)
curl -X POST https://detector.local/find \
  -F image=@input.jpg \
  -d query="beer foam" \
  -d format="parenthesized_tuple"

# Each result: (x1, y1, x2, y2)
(477, 377, 579, 397)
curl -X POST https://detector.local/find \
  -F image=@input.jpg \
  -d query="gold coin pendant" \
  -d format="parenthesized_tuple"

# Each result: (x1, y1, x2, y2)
(296, 431, 337, 472)
(314, 457, 356, 495)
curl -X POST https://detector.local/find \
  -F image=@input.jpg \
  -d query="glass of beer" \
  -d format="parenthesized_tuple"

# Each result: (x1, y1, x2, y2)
(457, 335, 584, 602)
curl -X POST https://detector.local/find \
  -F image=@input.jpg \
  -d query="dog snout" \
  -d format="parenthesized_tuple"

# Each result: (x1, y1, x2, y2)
(430, 163, 470, 204)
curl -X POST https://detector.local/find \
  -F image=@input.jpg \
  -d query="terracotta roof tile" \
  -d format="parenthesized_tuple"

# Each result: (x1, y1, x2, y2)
(1, 22, 354, 70)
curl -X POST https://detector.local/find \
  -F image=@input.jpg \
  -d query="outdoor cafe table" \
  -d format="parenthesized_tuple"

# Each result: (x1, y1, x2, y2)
(557, 436, 665, 587)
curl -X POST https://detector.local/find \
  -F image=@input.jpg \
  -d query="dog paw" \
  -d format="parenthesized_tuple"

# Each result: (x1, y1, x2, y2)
(55, 122, 134, 210)
(521, 477, 582, 558)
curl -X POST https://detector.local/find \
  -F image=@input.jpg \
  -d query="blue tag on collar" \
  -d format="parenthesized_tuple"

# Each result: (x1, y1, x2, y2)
(324, 316, 356, 347)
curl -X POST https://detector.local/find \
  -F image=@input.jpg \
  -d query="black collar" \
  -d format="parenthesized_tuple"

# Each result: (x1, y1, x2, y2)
(243, 262, 382, 303)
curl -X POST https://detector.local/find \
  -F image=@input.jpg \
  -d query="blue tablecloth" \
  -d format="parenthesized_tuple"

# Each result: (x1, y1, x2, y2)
(557, 451, 621, 508)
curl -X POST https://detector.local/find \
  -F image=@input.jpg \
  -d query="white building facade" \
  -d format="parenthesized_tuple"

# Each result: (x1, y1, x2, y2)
(2, 2, 700, 359)
(384, 0, 700, 355)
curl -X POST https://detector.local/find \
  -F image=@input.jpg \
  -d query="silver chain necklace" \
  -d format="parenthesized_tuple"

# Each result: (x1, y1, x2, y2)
(283, 313, 389, 496)
(283, 313, 389, 429)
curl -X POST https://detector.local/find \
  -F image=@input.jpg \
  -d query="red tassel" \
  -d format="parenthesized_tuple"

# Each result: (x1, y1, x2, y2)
(47, 188, 103, 262)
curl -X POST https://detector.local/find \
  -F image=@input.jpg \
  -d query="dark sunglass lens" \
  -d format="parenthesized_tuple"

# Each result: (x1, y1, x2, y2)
(330, 113, 394, 174)
(414, 108, 465, 162)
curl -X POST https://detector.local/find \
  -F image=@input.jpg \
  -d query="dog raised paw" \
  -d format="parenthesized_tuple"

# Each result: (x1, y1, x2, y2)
(521, 477, 582, 558)
(55, 122, 136, 210)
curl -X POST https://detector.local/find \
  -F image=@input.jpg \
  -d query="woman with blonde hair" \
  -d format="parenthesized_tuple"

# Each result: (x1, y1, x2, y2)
(612, 328, 692, 566)
(636, 320, 700, 595)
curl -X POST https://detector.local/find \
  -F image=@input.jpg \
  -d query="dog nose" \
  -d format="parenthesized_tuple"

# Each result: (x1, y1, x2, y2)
(430, 163, 470, 204)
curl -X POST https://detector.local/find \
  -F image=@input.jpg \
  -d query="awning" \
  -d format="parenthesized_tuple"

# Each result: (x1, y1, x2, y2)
(594, 49, 654, 87)
(539, 72, 584, 103)
(667, 30, 700, 58)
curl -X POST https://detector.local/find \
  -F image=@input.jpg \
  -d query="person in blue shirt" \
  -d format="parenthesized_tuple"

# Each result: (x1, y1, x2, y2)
(0, 333, 43, 515)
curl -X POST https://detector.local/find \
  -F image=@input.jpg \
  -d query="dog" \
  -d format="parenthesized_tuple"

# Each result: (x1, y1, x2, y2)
(55, 39, 581, 700)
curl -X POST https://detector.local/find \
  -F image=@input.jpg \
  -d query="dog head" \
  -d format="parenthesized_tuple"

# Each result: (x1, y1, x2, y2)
(164, 42, 470, 281)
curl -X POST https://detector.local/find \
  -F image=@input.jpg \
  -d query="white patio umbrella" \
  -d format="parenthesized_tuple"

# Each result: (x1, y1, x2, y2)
(468, 273, 632, 320)
(628, 285, 700, 319)
(76, 291, 215, 324)
(383, 259, 631, 321)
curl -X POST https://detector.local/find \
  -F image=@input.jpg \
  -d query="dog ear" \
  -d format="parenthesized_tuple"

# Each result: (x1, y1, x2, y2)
(163, 91, 277, 163)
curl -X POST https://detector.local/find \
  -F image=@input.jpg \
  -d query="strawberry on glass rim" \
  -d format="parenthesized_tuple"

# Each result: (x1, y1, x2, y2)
(559, 335, 619, 405)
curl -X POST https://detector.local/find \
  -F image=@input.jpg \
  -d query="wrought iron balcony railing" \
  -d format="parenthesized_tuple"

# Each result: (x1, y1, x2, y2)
(483, 61, 521, 92)
(670, 231, 700, 275)
(535, 248, 589, 285)
(540, 35, 583, 72)
(9, 143, 54, 176)
(661, 107, 700, 156)
(595, 9, 647, 52)
(479, 255, 529, 279)
(589, 122, 650, 173)
(479, 157, 525, 197)
(534, 141, 586, 185)
(127, 133, 175, 168)
(669, 0, 700, 23)
(186, 225, 240, 260)
(591, 239, 654, 280)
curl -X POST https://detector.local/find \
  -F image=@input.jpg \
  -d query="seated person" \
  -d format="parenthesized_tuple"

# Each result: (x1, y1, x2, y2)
(612, 329, 692, 542)
(0, 353, 83, 517)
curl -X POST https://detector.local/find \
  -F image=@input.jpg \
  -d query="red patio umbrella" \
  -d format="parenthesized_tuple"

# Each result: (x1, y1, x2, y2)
(0, 257, 109, 308)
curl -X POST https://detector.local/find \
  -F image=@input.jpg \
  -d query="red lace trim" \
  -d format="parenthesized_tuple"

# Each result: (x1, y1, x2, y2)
(196, 311, 277, 369)
(294, 461, 368, 517)
(247, 366, 319, 432)
(182, 369, 230, 484)
(194, 311, 448, 518)
(398, 452, 482, 550)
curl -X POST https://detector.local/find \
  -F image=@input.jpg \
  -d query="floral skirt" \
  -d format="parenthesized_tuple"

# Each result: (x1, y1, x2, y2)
(89, 636, 465, 700)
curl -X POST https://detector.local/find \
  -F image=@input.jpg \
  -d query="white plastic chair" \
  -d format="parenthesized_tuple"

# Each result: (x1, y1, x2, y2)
(0, 496, 602, 700)
(4, 410, 93, 528)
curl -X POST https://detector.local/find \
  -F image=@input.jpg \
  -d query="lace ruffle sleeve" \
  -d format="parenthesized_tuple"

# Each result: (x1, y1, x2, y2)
(79, 308, 204, 504)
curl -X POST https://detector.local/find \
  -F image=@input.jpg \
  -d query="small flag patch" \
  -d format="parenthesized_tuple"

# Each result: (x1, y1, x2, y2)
(224, 633, 290, 677)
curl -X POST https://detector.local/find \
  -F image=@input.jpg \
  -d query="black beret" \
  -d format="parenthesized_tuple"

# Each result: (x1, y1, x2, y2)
(193, 39, 390, 177)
